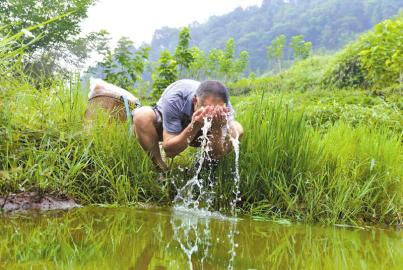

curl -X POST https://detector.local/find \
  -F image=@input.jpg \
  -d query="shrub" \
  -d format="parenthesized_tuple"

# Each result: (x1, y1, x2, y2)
(323, 14, 403, 89)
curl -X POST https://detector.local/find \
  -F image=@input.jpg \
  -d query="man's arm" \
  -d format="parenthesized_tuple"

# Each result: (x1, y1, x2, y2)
(162, 124, 201, 158)
(162, 107, 207, 158)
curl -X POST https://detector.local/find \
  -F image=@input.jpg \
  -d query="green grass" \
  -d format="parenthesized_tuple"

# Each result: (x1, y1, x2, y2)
(1, 24, 402, 226)
(1, 75, 401, 225)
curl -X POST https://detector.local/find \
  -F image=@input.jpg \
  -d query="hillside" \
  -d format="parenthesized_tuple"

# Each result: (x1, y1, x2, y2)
(149, 0, 403, 72)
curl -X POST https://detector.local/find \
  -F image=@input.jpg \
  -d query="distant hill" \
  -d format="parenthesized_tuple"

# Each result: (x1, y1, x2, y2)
(149, 0, 403, 72)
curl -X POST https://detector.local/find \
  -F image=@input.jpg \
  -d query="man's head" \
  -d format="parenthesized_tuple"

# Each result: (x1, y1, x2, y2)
(193, 80, 229, 110)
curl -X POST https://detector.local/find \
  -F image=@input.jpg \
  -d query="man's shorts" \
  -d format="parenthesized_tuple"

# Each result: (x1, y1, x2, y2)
(152, 106, 164, 141)
(151, 106, 202, 147)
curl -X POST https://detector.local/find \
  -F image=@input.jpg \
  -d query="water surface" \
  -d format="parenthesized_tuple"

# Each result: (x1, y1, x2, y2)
(0, 207, 401, 269)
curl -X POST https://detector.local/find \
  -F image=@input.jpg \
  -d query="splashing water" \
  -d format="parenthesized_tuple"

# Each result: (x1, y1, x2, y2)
(167, 113, 242, 270)
(173, 114, 242, 216)
(229, 130, 241, 216)
(173, 117, 215, 211)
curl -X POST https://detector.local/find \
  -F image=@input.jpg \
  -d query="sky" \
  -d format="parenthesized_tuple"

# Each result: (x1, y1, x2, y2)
(81, 0, 263, 47)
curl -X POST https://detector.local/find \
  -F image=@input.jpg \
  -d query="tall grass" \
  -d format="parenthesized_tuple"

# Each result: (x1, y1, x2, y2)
(1, 29, 401, 225)
(229, 97, 402, 224)
(2, 77, 401, 225)
(0, 77, 166, 205)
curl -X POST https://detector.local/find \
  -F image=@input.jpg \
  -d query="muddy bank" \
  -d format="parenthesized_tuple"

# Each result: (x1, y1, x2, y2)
(0, 192, 79, 213)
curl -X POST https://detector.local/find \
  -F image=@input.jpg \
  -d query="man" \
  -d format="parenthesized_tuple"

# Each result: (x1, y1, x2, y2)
(133, 79, 243, 171)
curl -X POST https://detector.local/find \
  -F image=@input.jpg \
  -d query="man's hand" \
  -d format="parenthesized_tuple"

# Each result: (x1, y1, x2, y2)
(191, 106, 218, 128)
(211, 105, 229, 130)
(191, 106, 207, 127)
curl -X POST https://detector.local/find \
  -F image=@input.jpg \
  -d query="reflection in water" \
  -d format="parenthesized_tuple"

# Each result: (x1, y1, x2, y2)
(170, 208, 238, 270)
(0, 207, 402, 269)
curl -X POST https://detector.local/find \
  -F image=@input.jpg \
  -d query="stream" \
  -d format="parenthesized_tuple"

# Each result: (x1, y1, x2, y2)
(0, 207, 401, 269)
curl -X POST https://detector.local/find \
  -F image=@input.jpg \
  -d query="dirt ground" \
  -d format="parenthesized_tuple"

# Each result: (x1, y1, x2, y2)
(0, 192, 79, 213)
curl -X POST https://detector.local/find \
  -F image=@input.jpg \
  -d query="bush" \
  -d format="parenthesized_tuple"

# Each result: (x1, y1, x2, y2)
(323, 14, 403, 89)
(228, 55, 331, 95)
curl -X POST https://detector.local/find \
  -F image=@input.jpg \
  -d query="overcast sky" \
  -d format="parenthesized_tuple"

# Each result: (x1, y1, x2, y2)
(81, 0, 263, 47)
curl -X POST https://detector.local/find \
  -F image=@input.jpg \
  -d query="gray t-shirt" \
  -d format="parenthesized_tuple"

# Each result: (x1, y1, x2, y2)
(156, 79, 233, 134)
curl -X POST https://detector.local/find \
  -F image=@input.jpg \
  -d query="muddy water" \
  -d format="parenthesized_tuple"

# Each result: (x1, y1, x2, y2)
(0, 207, 401, 269)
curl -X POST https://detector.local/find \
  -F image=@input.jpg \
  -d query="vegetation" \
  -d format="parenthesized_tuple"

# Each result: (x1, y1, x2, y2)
(290, 35, 312, 61)
(1, 4, 402, 226)
(0, 207, 401, 269)
(324, 15, 403, 89)
(267, 34, 286, 73)
(152, 50, 178, 99)
(0, 0, 107, 78)
(98, 37, 150, 91)
(148, 0, 403, 71)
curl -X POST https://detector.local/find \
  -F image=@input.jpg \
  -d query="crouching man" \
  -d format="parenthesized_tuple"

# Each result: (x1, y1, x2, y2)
(133, 79, 243, 171)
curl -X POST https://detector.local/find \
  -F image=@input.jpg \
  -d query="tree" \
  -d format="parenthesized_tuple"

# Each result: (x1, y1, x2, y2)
(0, 0, 100, 79)
(267, 34, 286, 72)
(174, 27, 194, 78)
(219, 38, 236, 79)
(233, 51, 249, 80)
(207, 49, 224, 79)
(191, 39, 249, 82)
(23, 30, 111, 83)
(0, 0, 96, 53)
(99, 37, 150, 90)
(188, 47, 207, 80)
(290, 35, 312, 60)
(152, 50, 177, 99)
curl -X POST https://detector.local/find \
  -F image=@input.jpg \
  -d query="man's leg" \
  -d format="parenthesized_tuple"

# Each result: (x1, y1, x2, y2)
(133, 106, 168, 171)
(228, 121, 244, 139)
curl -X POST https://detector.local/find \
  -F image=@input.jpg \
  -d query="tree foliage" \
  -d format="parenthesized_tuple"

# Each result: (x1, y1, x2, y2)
(152, 50, 177, 98)
(324, 14, 403, 89)
(149, 0, 403, 71)
(98, 36, 150, 90)
(290, 35, 312, 61)
(174, 27, 194, 77)
(359, 17, 403, 87)
(267, 34, 286, 72)
(0, 0, 102, 79)
(0, 0, 95, 53)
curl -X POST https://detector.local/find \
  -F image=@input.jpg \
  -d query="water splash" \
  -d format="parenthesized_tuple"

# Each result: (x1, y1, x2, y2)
(173, 117, 215, 211)
(229, 130, 241, 216)
(173, 115, 242, 216)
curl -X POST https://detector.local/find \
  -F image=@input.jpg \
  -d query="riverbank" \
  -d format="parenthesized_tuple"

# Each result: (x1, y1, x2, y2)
(1, 77, 401, 225)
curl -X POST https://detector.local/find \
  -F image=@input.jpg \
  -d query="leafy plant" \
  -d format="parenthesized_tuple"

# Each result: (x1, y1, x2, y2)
(174, 27, 194, 78)
(0, 0, 101, 78)
(290, 35, 312, 61)
(267, 34, 286, 72)
(323, 14, 403, 89)
(152, 50, 177, 99)
(98, 37, 150, 91)
(359, 16, 403, 88)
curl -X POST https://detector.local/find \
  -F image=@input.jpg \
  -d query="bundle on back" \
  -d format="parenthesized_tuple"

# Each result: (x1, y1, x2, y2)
(85, 78, 140, 121)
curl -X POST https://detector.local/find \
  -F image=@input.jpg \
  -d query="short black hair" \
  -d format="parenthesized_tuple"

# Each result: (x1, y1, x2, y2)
(196, 80, 229, 104)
